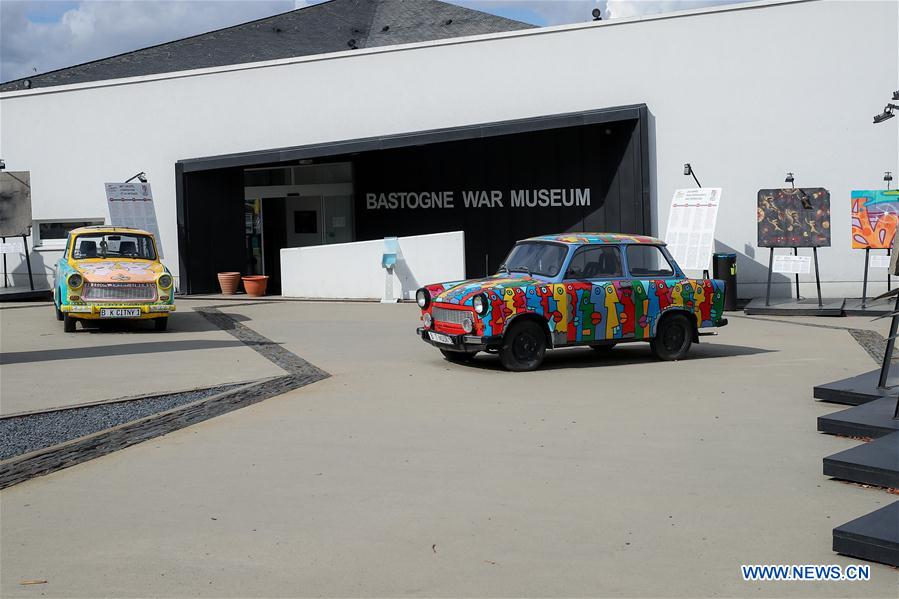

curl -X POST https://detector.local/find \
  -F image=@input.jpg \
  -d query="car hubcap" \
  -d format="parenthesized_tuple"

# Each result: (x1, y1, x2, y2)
(513, 332, 539, 361)
(663, 325, 685, 351)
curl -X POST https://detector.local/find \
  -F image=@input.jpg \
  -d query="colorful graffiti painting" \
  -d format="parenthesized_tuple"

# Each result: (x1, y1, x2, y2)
(757, 188, 831, 247)
(851, 189, 899, 249)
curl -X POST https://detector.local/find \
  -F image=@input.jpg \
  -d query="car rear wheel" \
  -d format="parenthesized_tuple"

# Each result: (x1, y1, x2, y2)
(154, 317, 168, 332)
(650, 313, 693, 361)
(500, 320, 547, 372)
(63, 315, 77, 333)
(440, 349, 476, 363)
(54, 304, 64, 321)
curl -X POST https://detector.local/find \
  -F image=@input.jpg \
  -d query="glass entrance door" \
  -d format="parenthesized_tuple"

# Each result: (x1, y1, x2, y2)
(285, 195, 354, 246)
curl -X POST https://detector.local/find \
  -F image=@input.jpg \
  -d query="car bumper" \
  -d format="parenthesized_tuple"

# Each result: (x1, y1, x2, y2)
(417, 327, 502, 352)
(61, 303, 176, 319)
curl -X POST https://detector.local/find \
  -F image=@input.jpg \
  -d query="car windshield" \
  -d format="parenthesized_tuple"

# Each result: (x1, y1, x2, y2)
(498, 242, 568, 277)
(72, 233, 157, 260)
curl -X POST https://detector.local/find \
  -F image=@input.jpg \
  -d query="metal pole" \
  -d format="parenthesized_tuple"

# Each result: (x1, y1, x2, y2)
(793, 247, 800, 300)
(765, 248, 774, 307)
(2, 236, 7, 288)
(22, 234, 34, 291)
(485, 254, 489, 277)
(889, 248, 892, 292)
(812, 246, 822, 308)
(877, 291, 899, 389)
(862, 248, 870, 309)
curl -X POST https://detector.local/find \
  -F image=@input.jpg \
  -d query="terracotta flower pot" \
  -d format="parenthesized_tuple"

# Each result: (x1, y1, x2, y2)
(217, 272, 241, 295)
(241, 275, 269, 297)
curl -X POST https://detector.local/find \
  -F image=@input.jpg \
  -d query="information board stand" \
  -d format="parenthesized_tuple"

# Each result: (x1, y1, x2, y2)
(763, 247, 822, 308)
(1, 235, 35, 290)
(859, 249, 892, 309)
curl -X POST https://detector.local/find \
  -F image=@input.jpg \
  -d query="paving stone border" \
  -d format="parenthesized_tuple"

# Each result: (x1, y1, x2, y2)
(0, 307, 329, 489)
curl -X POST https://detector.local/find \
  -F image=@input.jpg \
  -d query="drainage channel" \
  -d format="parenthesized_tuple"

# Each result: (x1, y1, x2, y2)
(0, 306, 329, 488)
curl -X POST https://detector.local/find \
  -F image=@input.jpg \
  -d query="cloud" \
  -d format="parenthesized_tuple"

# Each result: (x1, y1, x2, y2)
(605, 0, 751, 19)
(2, 0, 753, 83)
(0, 0, 305, 82)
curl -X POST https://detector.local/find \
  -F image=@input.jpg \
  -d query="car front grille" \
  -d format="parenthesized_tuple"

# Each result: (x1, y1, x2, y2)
(432, 305, 471, 325)
(83, 282, 156, 302)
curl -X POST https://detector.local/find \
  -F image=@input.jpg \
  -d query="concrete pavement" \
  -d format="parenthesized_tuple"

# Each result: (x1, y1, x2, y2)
(1, 300, 897, 597)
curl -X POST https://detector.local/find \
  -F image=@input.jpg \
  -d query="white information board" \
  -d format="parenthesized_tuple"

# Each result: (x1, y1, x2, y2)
(772, 255, 811, 274)
(869, 254, 891, 268)
(664, 187, 721, 271)
(104, 182, 163, 257)
(0, 239, 25, 254)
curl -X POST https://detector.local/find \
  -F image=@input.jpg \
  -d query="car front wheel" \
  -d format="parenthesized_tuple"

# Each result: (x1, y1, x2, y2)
(63, 315, 77, 333)
(500, 320, 547, 372)
(154, 317, 168, 332)
(650, 313, 693, 361)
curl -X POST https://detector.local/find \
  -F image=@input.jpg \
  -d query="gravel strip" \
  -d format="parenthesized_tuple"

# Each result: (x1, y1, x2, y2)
(0, 384, 244, 461)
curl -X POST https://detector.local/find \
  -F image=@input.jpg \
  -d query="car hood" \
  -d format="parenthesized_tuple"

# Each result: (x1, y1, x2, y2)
(74, 259, 165, 284)
(428, 274, 543, 305)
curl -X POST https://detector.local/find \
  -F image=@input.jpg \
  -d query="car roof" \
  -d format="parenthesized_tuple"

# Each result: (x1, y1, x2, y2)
(524, 233, 665, 246)
(70, 225, 154, 236)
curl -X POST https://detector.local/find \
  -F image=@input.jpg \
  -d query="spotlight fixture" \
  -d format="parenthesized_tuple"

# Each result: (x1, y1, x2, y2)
(23, 79, 31, 89)
(785, 172, 795, 187)
(893, 90, 899, 101)
(592, 8, 602, 21)
(683, 163, 701, 187)
(125, 171, 147, 183)
(873, 104, 898, 124)
(0, 159, 5, 171)
(886, 171, 894, 190)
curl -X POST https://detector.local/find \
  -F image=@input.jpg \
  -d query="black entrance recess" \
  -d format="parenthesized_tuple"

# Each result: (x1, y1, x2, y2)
(176, 105, 651, 294)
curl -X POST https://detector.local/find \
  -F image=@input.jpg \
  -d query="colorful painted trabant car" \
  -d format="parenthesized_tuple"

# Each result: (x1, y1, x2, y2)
(53, 225, 175, 332)
(416, 233, 727, 371)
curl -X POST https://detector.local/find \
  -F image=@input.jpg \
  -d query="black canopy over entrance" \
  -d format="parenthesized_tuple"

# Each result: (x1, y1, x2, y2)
(176, 104, 651, 294)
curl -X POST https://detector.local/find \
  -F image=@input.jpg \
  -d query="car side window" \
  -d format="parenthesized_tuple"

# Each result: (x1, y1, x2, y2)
(626, 244, 675, 277)
(564, 246, 623, 279)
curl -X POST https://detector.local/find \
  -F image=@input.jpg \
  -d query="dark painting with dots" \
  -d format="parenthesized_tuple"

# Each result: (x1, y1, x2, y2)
(757, 188, 830, 247)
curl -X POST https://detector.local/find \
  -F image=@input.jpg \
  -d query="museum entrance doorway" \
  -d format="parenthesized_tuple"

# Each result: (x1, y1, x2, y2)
(242, 163, 354, 293)
(176, 105, 651, 295)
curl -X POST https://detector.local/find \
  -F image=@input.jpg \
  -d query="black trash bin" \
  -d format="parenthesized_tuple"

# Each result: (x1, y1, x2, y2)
(712, 253, 737, 311)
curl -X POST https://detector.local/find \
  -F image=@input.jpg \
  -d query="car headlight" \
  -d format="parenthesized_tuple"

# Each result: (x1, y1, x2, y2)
(422, 312, 433, 328)
(473, 293, 488, 315)
(67, 273, 83, 289)
(158, 273, 173, 288)
(416, 288, 430, 309)
(462, 316, 474, 333)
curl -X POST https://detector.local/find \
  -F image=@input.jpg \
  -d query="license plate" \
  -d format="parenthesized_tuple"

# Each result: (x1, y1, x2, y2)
(428, 332, 453, 345)
(99, 308, 141, 318)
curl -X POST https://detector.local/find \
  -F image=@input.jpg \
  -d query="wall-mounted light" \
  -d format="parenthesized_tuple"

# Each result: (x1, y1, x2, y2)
(886, 171, 894, 190)
(125, 171, 147, 183)
(683, 163, 701, 187)
(893, 90, 899, 101)
(592, 8, 602, 21)
(0, 159, 5, 171)
(785, 172, 795, 188)
(873, 104, 898, 123)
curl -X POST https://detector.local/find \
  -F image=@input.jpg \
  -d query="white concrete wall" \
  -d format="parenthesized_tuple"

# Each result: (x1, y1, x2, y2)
(1, 0, 897, 297)
(280, 230, 465, 299)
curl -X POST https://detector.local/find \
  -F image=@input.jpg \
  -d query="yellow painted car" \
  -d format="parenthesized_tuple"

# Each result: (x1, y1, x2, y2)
(53, 226, 175, 332)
